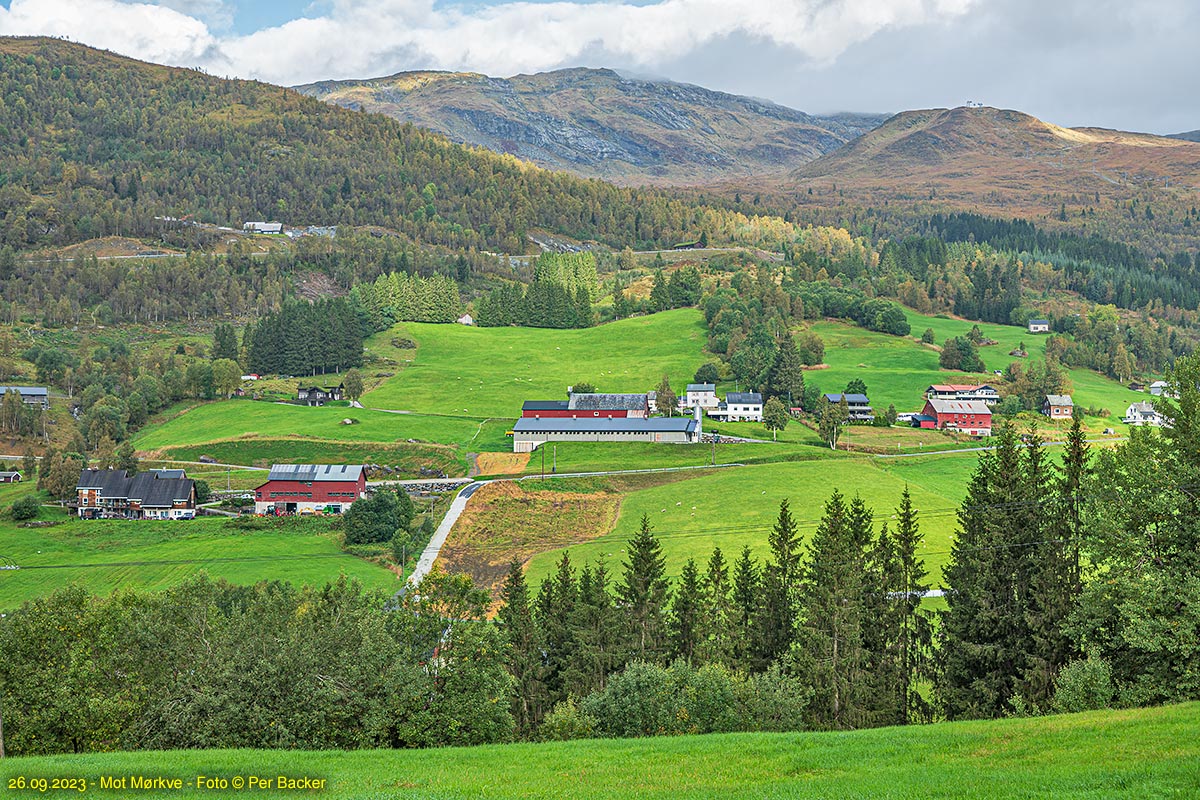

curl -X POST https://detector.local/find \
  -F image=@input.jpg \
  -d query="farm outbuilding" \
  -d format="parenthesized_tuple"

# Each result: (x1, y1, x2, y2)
(511, 417, 699, 453)
(254, 464, 366, 515)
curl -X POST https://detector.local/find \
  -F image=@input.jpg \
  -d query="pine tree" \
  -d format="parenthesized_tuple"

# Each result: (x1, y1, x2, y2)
(756, 499, 803, 668)
(668, 559, 703, 663)
(656, 374, 677, 417)
(618, 515, 670, 662)
(497, 560, 547, 736)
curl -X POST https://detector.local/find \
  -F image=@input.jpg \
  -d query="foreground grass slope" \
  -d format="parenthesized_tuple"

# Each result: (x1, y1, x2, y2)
(4, 703, 1197, 799)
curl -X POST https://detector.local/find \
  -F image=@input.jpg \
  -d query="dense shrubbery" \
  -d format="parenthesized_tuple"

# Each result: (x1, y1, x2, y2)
(0, 573, 511, 755)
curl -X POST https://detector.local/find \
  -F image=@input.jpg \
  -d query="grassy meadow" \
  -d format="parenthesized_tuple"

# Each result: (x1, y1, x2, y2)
(3, 703, 1197, 799)
(806, 310, 1143, 428)
(521, 453, 977, 589)
(362, 309, 709, 415)
(0, 502, 399, 610)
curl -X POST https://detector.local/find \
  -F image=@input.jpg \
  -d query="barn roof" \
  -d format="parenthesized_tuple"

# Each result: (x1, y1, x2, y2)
(266, 464, 364, 482)
(522, 400, 570, 411)
(513, 418, 696, 434)
(926, 398, 992, 415)
(568, 393, 649, 411)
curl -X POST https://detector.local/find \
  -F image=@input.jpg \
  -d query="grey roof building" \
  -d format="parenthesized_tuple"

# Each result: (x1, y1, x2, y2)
(76, 469, 196, 519)
(0, 386, 49, 410)
(512, 417, 698, 452)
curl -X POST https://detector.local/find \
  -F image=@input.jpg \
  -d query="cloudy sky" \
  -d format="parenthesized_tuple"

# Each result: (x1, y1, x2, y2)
(1, 0, 1196, 134)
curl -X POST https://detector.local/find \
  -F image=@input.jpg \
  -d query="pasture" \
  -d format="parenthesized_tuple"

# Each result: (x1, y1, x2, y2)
(520, 453, 978, 589)
(0, 507, 399, 610)
(361, 309, 709, 415)
(3, 703, 1197, 799)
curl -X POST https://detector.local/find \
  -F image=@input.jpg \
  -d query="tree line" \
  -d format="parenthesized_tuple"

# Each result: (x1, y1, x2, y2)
(244, 298, 365, 376)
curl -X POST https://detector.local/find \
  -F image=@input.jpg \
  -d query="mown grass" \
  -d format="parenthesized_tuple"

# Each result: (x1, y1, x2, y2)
(522, 454, 976, 589)
(155, 439, 462, 477)
(0, 509, 399, 610)
(3, 703, 1197, 799)
(362, 309, 709, 416)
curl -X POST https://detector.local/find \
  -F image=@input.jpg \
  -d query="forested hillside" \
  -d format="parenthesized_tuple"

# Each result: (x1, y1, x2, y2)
(0, 37, 771, 255)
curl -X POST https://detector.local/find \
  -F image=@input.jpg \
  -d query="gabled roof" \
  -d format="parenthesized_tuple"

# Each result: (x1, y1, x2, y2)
(1045, 395, 1073, 406)
(0, 385, 48, 396)
(149, 468, 186, 479)
(1126, 401, 1157, 414)
(1029, 319, 1050, 325)
(824, 393, 871, 405)
(514, 417, 696, 434)
(686, 383, 716, 393)
(726, 392, 763, 404)
(522, 400, 570, 411)
(0, 471, 20, 478)
(926, 398, 992, 415)
(568, 393, 648, 411)
(76, 469, 194, 507)
(266, 464, 364, 482)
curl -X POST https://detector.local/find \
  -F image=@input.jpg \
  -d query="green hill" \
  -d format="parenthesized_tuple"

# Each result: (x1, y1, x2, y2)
(0, 37, 734, 255)
(3, 703, 1196, 799)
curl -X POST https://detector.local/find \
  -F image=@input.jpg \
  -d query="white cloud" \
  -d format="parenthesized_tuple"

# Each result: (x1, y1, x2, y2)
(0, 0, 220, 67)
(0, 0, 977, 85)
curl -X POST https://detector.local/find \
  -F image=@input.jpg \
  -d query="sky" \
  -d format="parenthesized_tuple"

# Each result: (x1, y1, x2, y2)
(0, 0, 1196, 134)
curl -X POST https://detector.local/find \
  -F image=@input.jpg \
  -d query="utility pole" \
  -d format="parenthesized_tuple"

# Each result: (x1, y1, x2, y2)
(552, 445, 556, 474)
(540, 445, 545, 481)
(711, 428, 718, 466)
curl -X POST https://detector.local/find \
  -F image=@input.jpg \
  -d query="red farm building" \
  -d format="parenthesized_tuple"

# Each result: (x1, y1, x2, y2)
(917, 398, 993, 436)
(254, 464, 366, 515)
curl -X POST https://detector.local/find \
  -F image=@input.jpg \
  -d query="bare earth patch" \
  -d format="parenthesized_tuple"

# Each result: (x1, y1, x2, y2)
(436, 481, 620, 599)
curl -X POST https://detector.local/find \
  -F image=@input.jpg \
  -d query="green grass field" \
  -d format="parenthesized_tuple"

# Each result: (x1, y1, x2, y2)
(3, 703, 1197, 799)
(362, 309, 709, 415)
(806, 311, 1142, 427)
(522, 453, 977, 589)
(0, 507, 400, 610)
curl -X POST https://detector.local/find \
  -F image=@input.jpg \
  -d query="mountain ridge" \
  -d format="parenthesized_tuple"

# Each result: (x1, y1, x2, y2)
(295, 67, 887, 186)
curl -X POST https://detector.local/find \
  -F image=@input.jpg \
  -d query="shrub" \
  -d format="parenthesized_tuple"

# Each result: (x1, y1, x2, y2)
(11, 495, 40, 521)
(540, 697, 599, 741)
(1053, 655, 1115, 713)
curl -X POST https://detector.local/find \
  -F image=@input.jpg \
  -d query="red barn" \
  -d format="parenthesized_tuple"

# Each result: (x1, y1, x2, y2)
(254, 464, 366, 515)
(921, 398, 992, 436)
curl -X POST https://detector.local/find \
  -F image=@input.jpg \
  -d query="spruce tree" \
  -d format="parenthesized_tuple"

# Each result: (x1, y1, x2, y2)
(697, 546, 734, 668)
(668, 559, 703, 663)
(731, 545, 761, 672)
(937, 424, 1036, 719)
(756, 499, 804, 668)
(800, 490, 871, 729)
(534, 552, 579, 706)
(497, 560, 547, 736)
(618, 515, 670, 662)
(766, 333, 805, 407)
(650, 269, 671, 312)
(566, 561, 625, 696)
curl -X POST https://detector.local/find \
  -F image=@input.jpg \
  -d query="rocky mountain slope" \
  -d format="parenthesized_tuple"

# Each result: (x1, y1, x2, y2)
(792, 106, 1200, 196)
(295, 68, 884, 186)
